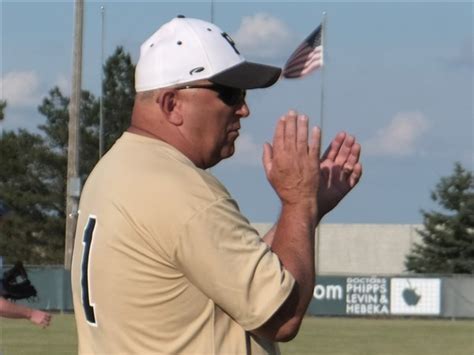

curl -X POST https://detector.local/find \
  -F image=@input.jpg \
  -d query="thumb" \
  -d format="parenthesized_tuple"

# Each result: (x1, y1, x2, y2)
(262, 142, 273, 177)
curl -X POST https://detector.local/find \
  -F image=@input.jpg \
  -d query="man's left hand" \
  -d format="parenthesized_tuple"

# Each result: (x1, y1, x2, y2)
(317, 132, 362, 221)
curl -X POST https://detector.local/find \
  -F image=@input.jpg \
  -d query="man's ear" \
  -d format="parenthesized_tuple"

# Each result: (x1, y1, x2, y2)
(158, 90, 183, 125)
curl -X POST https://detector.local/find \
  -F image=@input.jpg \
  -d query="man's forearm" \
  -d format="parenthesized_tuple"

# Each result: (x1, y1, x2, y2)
(263, 211, 322, 247)
(0, 297, 32, 320)
(271, 201, 317, 316)
(252, 201, 317, 342)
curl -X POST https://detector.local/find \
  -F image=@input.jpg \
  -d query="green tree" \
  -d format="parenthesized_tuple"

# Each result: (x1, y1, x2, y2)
(0, 129, 64, 263)
(0, 47, 135, 264)
(0, 88, 100, 264)
(406, 162, 474, 274)
(38, 87, 100, 182)
(0, 100, 6, 121)
(102, 46, 135, 151)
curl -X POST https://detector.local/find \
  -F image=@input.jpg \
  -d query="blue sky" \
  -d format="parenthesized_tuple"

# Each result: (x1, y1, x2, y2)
(1, 1, 472, 224)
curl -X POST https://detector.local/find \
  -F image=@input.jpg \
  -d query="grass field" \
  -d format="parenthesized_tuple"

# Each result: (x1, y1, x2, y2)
(1, 314, 473, 355)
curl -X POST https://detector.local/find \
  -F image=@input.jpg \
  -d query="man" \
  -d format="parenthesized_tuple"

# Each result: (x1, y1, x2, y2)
(0, 200, 52, 328)
(71, 16, 362, 354)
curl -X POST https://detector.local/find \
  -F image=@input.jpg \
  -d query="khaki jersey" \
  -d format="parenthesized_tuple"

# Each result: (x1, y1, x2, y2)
(71, 133, 295, 354)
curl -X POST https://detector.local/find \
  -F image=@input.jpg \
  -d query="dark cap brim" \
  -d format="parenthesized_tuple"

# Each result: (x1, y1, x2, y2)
(210, 62, 282, 89)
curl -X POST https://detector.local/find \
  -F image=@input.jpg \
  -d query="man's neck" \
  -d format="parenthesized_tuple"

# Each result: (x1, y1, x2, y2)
(127, 125, 162, 140)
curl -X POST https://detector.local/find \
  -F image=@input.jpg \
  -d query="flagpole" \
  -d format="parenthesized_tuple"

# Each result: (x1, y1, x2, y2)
(316, 11, 327, 275)
(319, 12, 327, 145)
(99, 5, 105, 158)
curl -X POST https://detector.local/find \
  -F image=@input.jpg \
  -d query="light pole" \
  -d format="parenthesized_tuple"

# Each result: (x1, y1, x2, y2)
(65, 0, 84, 269)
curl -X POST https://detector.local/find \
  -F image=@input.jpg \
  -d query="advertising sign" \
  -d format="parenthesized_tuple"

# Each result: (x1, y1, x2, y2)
(345, 277, 390, 315)
(390, 278, 441, 315)
(309, 276, 346, 315)
(309, 276, 442, 317)
(309, 276, 390, 316)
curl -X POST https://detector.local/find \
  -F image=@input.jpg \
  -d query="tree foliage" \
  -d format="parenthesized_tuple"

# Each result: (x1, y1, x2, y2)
(0, 47, 135, 264)
(406, 162, 474, 274)
(102, 46, 135, 150)
(0, 130, 64, 263)
(0, 100, 6, 121)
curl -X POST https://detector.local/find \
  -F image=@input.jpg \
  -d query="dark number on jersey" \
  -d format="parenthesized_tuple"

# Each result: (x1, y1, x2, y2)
(81, 216, 97, 325)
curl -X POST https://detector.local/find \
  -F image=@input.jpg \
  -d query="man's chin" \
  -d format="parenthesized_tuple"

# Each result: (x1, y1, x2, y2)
(214, 146, 236, 165)
(222, 145, 235, 160)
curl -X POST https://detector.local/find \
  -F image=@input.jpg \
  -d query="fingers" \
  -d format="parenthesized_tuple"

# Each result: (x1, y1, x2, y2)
(274, 110, 311, 153)
(296, 115, 309, 152)
(321, 132, 346, 161)
(262, 142, 273, 177)
(349, 162, 363, 187)
(31, 310, 52, 328)
(343, 142, 361, 173)
(273, 115, 286, 152)
(284, 111, 297, 150)
(322, 132, 359, 167)
(309, 126, 321, 161)
(270, 109, 321, 159)
(322, 132, 361, 174)
(334, 134, 355, 166)
(286, 111, 317, 157)
(40, 312, 52, 328)
(267, 110, 321, 206)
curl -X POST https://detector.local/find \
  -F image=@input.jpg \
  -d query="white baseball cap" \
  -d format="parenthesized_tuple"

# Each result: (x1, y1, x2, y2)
(135, 16, 282, 92)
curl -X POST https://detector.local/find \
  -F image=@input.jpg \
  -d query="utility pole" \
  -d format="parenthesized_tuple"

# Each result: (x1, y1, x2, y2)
(99, 5, 105, 158)
(65, 0, 84, 269)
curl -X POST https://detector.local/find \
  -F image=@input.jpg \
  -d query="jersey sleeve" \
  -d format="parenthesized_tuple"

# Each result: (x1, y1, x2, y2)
(173, 198, 295, 331)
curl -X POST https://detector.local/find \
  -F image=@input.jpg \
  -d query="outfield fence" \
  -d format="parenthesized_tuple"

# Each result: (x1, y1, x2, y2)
(3, 266, 473, 319)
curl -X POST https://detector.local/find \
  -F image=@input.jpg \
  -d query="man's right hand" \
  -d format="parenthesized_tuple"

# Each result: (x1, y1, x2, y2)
(30, 309, 52, 328)
(262, 110, 321, 213)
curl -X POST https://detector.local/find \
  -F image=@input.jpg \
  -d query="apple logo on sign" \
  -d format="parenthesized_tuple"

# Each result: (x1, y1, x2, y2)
(403, 288, 421, 306)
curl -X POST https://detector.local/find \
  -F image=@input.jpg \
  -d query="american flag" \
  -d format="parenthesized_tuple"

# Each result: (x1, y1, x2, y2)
(282, 24, 323, 79)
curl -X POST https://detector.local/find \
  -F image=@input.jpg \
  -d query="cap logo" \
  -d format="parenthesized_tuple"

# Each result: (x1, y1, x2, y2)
(221, 32, 240, 55)
(190, 67, 205, 75)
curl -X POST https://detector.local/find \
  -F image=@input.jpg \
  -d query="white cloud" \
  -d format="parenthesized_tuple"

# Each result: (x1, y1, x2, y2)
(364, 111, 430, 157)
(233, 133, 263, 166)
(1, 71, 41, 108)
(232, 13, 293, 59)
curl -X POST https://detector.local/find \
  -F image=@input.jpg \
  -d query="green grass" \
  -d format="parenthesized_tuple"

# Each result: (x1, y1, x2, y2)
(1, 314, 473, 354)
(0, 313, 76, 355)
(280, 317, 474, 355)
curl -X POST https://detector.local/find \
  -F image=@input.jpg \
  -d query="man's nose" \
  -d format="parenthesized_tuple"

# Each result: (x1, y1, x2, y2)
(236, 101, 250, 118)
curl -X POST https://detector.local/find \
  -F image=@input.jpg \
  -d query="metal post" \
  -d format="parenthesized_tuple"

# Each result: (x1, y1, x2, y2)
(65, 0, 84, 269)
(319, 12, 327, 145)
(316, 12, 327, 274)
(99, 5, 105, 158)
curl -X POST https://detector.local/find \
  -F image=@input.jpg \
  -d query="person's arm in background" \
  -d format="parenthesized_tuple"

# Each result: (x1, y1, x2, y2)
(0, 297, 52, 328)
(262, 131, 362, 247)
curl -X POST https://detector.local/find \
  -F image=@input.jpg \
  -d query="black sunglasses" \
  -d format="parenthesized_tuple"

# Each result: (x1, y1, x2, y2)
(176, 84, 246, 106)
